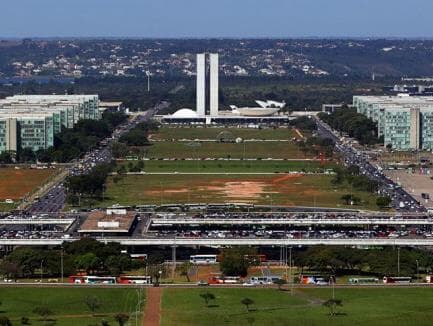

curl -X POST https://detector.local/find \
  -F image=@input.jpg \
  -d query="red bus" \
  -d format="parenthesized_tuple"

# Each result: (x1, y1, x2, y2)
(208, 275, 241, 284)
(130, 254, 148, 261)
(118, 276, 152, 284)
(383, 276, 411, 284)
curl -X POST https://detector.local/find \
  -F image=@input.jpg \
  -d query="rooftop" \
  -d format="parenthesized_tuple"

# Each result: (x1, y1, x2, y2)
(79, 209, 137, 234)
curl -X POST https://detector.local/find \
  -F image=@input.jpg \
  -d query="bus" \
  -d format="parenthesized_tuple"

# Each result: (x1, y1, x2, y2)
(300, 275, 333, 285)
(244, 254, 267, 264)
(190, 255, 217, 264)
(69, 275, 117, 284)
(248, 276, 281, 285)
(208, 276, 240, 284)
(118, 276, 152, 284)
(348, 277, 379, 284)
(130, 254, 148, 261)
(383, 276, 411, 284)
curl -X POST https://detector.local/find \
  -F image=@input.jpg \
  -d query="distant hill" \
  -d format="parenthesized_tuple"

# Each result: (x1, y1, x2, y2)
(1, 38, 433, 79)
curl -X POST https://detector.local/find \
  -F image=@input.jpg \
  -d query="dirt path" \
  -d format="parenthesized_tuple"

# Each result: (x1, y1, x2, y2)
(143, 287, 163, 326)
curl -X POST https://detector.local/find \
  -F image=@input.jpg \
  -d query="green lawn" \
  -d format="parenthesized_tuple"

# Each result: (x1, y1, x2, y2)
(161, 287, 433, 326)
(97, 174, 379, 209)
(119, 160, 335, 173)
(0, 202, 17, 212)
(0, 287, 144, 326)
(151, 126, 300, 141)
(143, 141, 310, 159)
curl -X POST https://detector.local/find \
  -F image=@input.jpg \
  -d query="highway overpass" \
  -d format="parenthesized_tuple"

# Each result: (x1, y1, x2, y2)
(151, 217, 433, 226)
(0, 219, 75, 225)
(3, 237, 433, 247)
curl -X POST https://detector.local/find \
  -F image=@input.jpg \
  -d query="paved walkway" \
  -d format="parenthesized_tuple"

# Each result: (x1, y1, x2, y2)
(143, 287, 162, 326)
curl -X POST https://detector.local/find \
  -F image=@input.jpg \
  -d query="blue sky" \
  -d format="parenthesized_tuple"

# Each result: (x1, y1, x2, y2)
(1, 0, 432, 38)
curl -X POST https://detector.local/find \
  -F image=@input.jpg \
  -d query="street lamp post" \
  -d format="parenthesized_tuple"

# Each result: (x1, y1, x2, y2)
(158, 270, 162, 286)
(397, 247, 401, 276)
(416, 259, 419, 283)
(40, 259, 44, 284)
(60, 247, 64, 283)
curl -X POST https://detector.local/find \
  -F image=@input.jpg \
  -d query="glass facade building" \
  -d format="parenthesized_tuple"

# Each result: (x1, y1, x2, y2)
(0, 95, 100, 153)
(353, 95, 433, 150)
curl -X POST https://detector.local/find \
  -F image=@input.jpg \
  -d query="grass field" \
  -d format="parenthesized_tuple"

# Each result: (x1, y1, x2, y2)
(0, 287, 143, 325)
(0, 202, 16, 211)
(120, 160, 335, 173)
(161, 287, 433, 326)
(150, 126, 301, 141)
(143, 141, 310, 159)
(100, 174, 378, 209)
(0, 167, 57, 200)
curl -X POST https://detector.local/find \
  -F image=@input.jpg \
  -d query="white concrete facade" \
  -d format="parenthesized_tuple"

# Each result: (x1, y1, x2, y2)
(209, 53, 219, 116)
(5, 118, 17, 152)
(196, 53, 206, 116)
(410, 107, 420, 149)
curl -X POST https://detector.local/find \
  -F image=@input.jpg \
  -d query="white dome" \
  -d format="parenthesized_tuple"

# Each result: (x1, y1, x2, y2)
(171, 108, 198, 118)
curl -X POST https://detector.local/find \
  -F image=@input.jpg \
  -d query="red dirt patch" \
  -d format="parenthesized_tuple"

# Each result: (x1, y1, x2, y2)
(141, 174, 326, 206)
(0, 168, 57, 200)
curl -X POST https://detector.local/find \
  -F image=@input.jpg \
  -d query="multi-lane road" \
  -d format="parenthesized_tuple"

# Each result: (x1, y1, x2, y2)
(24, 102, 166, 214)
(314, 117, 423, 212)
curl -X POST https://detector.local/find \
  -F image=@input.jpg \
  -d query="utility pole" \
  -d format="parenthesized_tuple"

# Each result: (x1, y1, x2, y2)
(397, 247, 400, 276)
(61, 247, 64, 283)
(172, 238, 177, 280)
(40, 260, 44, 284)
(332, 277, 335, 299)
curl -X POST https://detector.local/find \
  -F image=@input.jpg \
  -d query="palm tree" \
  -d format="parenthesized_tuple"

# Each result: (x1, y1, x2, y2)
(199, 292, 215, 307)
(114, 313, 129, 326)
(273, 278, 287, 290)
(178, 261, 193, 282)
(340, 194, 352, 205)
(84, 295, 102, 315)
(322, 298, 343, 316)
(241, 298, 254, 312)
(32, 306, 53, 325)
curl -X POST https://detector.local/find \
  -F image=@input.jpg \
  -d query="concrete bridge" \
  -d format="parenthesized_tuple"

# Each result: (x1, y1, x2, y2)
(2, 237, 433, 247)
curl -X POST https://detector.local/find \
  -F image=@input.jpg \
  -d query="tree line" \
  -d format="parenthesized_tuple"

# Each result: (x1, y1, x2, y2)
(295, 246, 432, 278)
(318, 107, 381, 145)
(0, 238, 143, 279)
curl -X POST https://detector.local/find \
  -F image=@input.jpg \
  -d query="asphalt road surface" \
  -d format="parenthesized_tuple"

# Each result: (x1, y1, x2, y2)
(24, 102, 166, 214)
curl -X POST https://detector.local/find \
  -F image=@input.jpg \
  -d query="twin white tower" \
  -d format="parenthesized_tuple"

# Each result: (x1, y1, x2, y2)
(196, 53, 219, 117)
